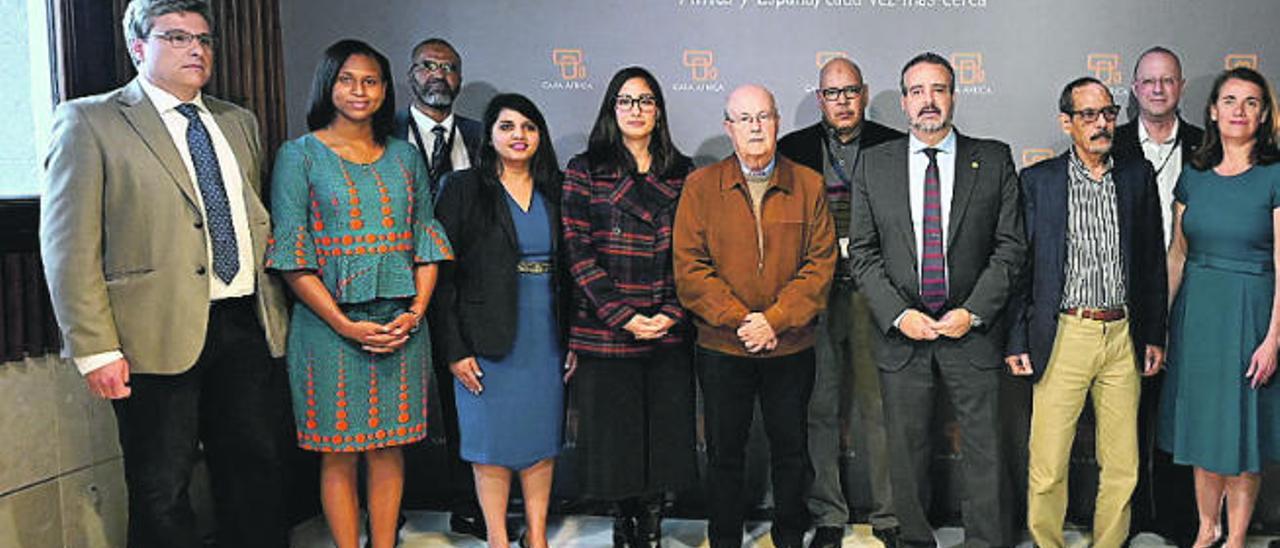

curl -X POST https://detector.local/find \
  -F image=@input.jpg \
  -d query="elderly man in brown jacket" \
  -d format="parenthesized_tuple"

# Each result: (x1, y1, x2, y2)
(674, 84, 837, 548)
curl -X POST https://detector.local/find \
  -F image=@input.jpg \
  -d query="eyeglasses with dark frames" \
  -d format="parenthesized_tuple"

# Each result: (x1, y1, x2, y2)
(615, 94, 658, 112)
(819, 85, 865, 102)
(1067, 105, 1121, 123)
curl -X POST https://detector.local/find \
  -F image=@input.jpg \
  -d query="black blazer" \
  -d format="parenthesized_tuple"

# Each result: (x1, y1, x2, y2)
(777, 119, 904, 174)
(848, 132, 1027, 371)
(1005, 153, 1168, 382)
(428, 168, 569, 365)
(394, 109, 483, 173)
(1111, 117, 1203, 168)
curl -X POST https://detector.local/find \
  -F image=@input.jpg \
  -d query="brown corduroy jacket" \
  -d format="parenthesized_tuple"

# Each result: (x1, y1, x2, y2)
(673, 154, 836, 357)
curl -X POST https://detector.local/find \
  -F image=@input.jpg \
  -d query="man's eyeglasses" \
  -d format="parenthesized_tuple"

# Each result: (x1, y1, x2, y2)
(615, 95, 658, 112)
(819, 85, 864, 102)
(1136, 77, 1180, 90)
(149, 30, 216, 50)
(1067, 105, 1121, 123)
(725, 111, 778, 125)
(411, 60, 458, 75)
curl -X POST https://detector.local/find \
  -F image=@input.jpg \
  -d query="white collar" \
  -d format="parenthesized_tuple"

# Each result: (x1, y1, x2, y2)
(411, 106, 454, 134)
(138, 76, 207, 115)
(909, 127, 956, 155)
(1138, 116, 1180, 145)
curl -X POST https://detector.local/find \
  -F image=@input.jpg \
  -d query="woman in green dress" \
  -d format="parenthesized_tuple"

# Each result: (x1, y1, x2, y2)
(1159, 66, 1280, 548)
(266, 40, 452, 548)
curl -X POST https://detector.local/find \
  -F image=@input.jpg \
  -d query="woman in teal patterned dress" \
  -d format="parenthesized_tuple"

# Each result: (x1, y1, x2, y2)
(1159, 67, 1280, 548)
(266, 40, 452, 548)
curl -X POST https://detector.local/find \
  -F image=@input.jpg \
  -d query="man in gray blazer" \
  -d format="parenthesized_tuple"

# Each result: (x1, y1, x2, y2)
(848, 52, 1026, 548)
(40, 1, 288, 546)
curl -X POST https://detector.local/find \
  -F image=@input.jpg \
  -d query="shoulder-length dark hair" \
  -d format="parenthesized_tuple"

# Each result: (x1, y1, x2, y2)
(305, 39, 397, 145)
(585, 66, 689, 178)
(476, 93, 562, 197)
(1190, 66, 1280, 170)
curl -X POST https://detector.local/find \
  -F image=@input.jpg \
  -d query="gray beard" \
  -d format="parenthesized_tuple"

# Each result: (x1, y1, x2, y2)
(911, 119, 950, 134)
(420, 90, 454, 109)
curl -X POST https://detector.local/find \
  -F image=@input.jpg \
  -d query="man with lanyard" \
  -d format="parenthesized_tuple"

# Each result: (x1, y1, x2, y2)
(778, 56, 904, 548)
(396, 37, 481, 200)
(395, 36, 489, 541)
(1110, 46, 1203, 548)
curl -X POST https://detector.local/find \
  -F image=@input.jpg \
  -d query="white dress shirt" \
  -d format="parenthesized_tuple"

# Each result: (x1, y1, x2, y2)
(1138, 118, 1183, 248)
(891, 129, 959, 329)
(76, 78, 256, 375)
(908, 129, 957, 283)
(408, 107, 471, 172)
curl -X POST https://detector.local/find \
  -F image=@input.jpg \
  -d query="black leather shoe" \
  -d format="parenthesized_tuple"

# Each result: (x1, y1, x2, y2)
(772, 529, 805, 548)
(810, 526, 844, 548)
(449, 511, 487, 541)
(613, 514, 637, 547)
(633, 502, 662, 547)
(872, 526, 902, 548)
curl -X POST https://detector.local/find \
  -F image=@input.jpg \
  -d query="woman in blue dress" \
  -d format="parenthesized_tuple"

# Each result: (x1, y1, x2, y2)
(1159, 66, 1280, 548)
(430, 93, 566, 548)
(266, 40, 452, 548)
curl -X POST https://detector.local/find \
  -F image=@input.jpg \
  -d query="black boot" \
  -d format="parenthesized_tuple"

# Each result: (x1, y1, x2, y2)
(613, 513, 637, 548)
(632, 496, 663, 547)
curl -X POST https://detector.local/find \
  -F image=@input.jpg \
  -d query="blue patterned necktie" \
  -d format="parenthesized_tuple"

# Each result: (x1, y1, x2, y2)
(920, 148, 946, 312)
(176, 103, 239, 284)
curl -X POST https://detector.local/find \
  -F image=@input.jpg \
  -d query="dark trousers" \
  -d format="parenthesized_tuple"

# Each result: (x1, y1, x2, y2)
(1131, 374, 1197, 546)
(572, 345, 698, 500)
(112, 297, 289, 548)
(429, 355, 480, 513)
(808, 283, 896, 530)
(696, 346, 815, 548)
(879, 354, 1008, 548)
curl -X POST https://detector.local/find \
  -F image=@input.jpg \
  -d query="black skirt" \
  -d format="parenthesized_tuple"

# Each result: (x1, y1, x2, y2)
(568, 344, 699, 500)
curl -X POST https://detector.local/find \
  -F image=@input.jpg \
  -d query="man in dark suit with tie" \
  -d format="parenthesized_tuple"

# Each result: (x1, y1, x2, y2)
(395, 38, 481, 199)
(40, 1, 289, 546)
(848, 52, 1026, 548)
(394, 36, 490, 540)
(778, 56, 904, 548)
(1110, 46, 1202, 546)
(1005, 77, 1167, 548)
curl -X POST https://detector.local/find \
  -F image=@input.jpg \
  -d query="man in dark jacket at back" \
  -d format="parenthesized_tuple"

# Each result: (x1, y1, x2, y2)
(395, 38, 482, 201)
(1109, 46, 1203, 547)
(778, 56, 904, 548)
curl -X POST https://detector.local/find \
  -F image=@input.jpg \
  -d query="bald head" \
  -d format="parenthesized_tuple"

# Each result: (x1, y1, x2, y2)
(726, 84, 776, 119)
(724, 84, 779, 170)
(817, 57, 868, 141)
(819, 57, 863, 86)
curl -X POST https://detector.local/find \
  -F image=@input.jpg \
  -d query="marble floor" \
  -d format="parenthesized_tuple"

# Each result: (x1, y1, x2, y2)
(290, 511, 1280, 547)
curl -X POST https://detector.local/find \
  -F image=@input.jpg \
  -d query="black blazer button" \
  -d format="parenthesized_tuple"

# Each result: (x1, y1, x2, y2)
(196, 265, 207, 276)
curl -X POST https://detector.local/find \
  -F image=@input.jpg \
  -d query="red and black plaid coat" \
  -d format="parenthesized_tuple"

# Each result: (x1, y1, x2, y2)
(561, 153, 692, 357)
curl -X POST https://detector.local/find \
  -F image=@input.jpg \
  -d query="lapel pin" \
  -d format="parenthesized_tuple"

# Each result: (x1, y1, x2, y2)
(971, 161, 980, 169)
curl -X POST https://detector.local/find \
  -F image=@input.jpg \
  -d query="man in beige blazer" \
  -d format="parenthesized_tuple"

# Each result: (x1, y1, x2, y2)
(40, 1, 288, 546)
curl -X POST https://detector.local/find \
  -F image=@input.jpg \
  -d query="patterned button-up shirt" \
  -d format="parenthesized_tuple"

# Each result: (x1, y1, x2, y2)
(1061, 149, 1127, 309)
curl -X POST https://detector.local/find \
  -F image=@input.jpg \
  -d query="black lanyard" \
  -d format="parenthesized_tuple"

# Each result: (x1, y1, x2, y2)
(1149, 132, 1183, 178)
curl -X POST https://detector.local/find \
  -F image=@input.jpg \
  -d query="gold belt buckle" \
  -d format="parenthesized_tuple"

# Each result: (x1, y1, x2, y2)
(517, 261, 552, 275)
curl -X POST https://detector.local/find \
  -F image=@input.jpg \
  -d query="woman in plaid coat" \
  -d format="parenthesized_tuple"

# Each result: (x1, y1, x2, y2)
(561, 66, 698, 548)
